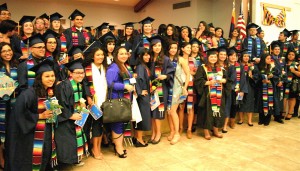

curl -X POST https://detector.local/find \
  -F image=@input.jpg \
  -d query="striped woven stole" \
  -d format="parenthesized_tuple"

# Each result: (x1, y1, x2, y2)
(0, 67, 18, 143)
(167, 60, 177, 110)
(32, 98, 57, 170)
(71, 27, 90, 47)
(204, 65, 222, 117)
(236, 39, 242, 50)
(70, 79, 89, 162)
(283, 42, 289, 57)
(85, 65, 95, 95)
(21, 39, 29, 56)
(247, 37, 261, 60)
(27, 59, 36, 87)
(187, 57, 196, 109)
(285, 62, 295, 98)
(142, 34, 150, 49)
(235, 62, 241, 93)
(261, 70, 274, 115)
(218, 38, 226, 47)
(123, 64, 133, 142)
(154, 64, 164, 115)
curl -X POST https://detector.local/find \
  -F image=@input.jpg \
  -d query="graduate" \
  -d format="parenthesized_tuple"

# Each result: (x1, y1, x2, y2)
(194, 48, 227, 140)
(228, 28, 242, 50)
(19, 15, 36, 60)
(212, 27, 227, 48)
(256, 27, 268, 53)
(164, 24, 179, 43)
(148, 35, 174, 144)
(64, 9, 94, 51)
(256, 53, 281, 126)
(132, 17, 155, 67)
(223, 47, 247, 132)
(242, 23, 265, 63)
(119, 22, 137, 58)
(83, 46, 108, 159)
(39, 13, 50, 31)
(289, 30, 300, 56)
(7, 59, 57, 171)
(237, 49, 259, 126)
(195, 21, 213, 58)
(17, 33, 46, 93)
(275, 28, 293, 57)
(54, 59, 89, 166)
(134, 47, 152, 147)
(95, 22, 109, 40)
(0, 3, 10, 22)
(34, 17, 45, 35)
(178, 26, 192, 46)
(0, 42, 19, 169)
(99, 31, 117, 65)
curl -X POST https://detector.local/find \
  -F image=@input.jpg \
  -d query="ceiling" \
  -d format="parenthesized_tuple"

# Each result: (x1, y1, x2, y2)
(75, 0, 140, 6)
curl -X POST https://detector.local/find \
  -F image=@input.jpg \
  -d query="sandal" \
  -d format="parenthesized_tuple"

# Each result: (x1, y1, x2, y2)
(285, 113, 293, 120)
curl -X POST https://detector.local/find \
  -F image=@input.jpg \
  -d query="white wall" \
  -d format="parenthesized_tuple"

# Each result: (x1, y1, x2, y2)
(252, 0, 300, 44)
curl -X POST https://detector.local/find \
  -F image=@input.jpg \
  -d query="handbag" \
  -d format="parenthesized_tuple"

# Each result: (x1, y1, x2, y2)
(291, 79, 299, 93)
(101, 82, 132, 123)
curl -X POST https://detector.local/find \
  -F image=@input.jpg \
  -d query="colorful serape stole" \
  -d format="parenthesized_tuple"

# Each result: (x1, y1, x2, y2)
(195, 56, 201, 68)
(27, 59, 35, 87)
(0, 67, 18, 143)
(32, 98, 57, 170)
(204, 66, 223, 117)
(21, 39, 29, 56)
(261, 70, 274, 115)
(142, 34, 150, 49)
(200, 36, 210, 58)
(167, 59, 177, 110)
(285, 62, 295, 98)
(85, 65, 95, 95)
(187, 57, 196, 109)
(45, 51, 54, 61)
(70, 79, 89, 162)
(247, 37, 261, 60)
(59, 34, 67, 70)
(236, 39, 242, 51)
(71, 26, 90, 47)
(283, 42, 289, 57)
(154, 65, 165, 116)
(235, 62, 241, 93)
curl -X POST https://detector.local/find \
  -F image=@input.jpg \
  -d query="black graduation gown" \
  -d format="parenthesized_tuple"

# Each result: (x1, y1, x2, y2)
(7, 88, 52, 171)
(150, 56, 174, 119)
(242, 36, 265, 61)
(238, 65, 259, 112)
(10, 35, 22, 60)
(63, 28, 94, 51)
(194, 65, 227, 129)
(131, 34, 144, 66)
(54, 79, 86, 164)
(135, 64, 151, 131)
(277, 40, 293, 57)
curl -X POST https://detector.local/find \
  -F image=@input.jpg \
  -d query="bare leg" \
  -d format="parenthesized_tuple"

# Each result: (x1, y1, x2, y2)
(153, 119, 161, 142)
(186, 108, 194, 139)
(178, 102, 185, 134)
(135, 130, 146, 145)
(167, 110, 175, 141)
(238, 112, 244, 123)
(203, 129, 211, 140)
(223, 118, 229, 132)
(112, 131, 126, 157)
(213, 126, 223, 138)
(92, 135, 103, 159)
(151, 119, 156, 141)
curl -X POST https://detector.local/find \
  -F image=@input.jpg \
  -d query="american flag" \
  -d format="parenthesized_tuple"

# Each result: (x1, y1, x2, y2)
(236, 13, 247, 39)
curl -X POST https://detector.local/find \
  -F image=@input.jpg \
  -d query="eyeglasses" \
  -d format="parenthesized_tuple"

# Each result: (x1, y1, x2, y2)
(47, 42, 57, 45)
(1, 49, 12, 53)
(72, 72, 85, 75)
(32, 46, 45, 49)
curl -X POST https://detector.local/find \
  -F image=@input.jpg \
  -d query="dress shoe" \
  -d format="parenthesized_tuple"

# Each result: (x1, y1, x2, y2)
(274, 118, 284, 124)
(285, 113, 293, 120)
(248, 123, 254, 126)
(170, 134, 180, 145)
(237, 121, 243, 125)
(135, 140, 148, 147)
(221, 129, 228, 133)
(204, 136, 211, 140)
(213, 133, 223, 138)
(132, 137, 137, 144)
(152, 137, 161, 145)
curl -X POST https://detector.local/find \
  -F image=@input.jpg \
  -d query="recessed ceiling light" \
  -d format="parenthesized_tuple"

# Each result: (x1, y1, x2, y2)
(114, 0, 119, 1)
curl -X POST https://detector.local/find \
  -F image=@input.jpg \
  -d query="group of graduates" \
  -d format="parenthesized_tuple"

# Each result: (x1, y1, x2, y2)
(0, 2, 300, 171)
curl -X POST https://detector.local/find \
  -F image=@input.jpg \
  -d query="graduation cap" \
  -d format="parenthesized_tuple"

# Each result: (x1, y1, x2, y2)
(109, 25, 115, 31)
(68, 46, 85, 56)
(208, 23, 214, 28)
(19, 16, 36, 26)
(122, 22, 135, 28)
(147, 35, 164, 45)
(83, 40, 102, 57)
(49, 12, 63, 22)
(227, 46, 238, 54)
(0, 3, 8, 11)
(139, 16, 154, 25)
(43, 29, 59, 40)
(96, 22, 109, 31)
(205, 48, 218, 56)
(239, 49, 249, 55)
(68, 9, 85, 20)
(281, 28, 291, 37)
(24, 33, 44, 47)
(190, 38, 202, 45)
(270, 41, 280, 50)
(246, 23, 259, 30)
(85, 26, 93, 32)
(65, 58, 84, 71)
(137, 47, 149, 55)
(290, 30, 300, 35)
(29, 59, 54, 75)
(257, 27, 262, 33)
(217, 46, 228, 53)
(99, 31, 117, 45)
(39, 13, 49, 20)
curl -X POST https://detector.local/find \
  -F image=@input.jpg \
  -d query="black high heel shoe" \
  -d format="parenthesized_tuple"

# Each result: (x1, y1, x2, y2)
(135, 140, 148, 147)
(113, 145, 127, 158)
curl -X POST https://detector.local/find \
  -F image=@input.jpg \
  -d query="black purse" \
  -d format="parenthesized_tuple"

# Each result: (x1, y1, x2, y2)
(291, 79, 299, 93)
(101, 83, 132, 123)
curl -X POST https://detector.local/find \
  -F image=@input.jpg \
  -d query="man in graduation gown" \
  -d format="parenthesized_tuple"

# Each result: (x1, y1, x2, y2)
(289, 30, 300, 58)
(0, 3, 10, 22)
(55, 59, 88, 166)
(274, 28, 293, 58)
(64, 9, 94, 52)
(17, 34, 46, 93)
(242, 23, 265, 63)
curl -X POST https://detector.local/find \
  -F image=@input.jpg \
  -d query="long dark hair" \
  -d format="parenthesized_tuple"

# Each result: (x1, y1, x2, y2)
(179, 26, 192, 42)
(205, 52, 218, 70)
(33, 72, 56, 97)
(49, 21, 65, 35)
(20, 22, 35, 38)
(167, 40, 179, 62)
(45, 37, 59, 61)
(138, 48, 151, 71)
(158, 24, 167, 36)
(104, 38, 116, 54)
(179, 41, 191, 56)
(165, 24, 179, 42)
(83, 47, 108, 71)
(258, 53, 271, 72)
(0, 20, 17, 34)
(0, 42, 18, 69)
(150, 41, 165, 67)
(215, 27, 224, 38)
(113, 46, 129, 78)
(286, 50, 297, 62)
(196, 21, 212, 37)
